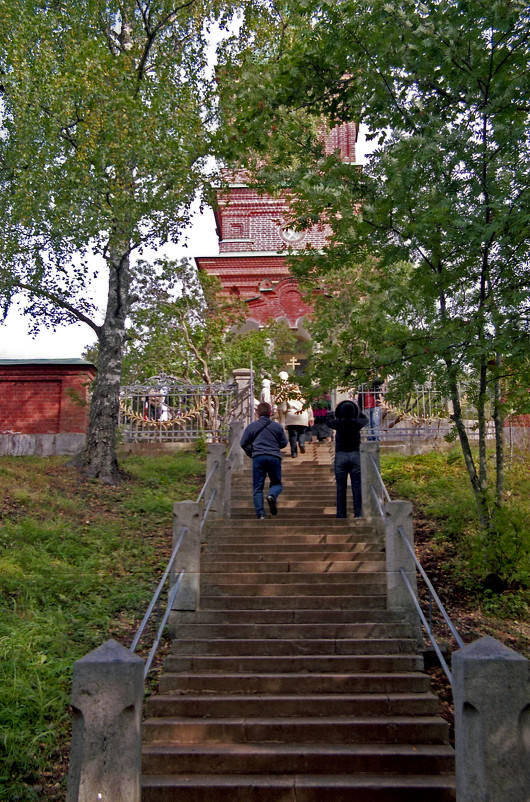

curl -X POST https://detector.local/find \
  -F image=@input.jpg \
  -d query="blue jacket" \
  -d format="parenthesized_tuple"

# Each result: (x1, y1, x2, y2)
(240, 416, 288, 458)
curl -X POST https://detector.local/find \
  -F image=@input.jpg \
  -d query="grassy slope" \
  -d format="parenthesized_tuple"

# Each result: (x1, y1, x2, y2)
(0, 450, 206, 802)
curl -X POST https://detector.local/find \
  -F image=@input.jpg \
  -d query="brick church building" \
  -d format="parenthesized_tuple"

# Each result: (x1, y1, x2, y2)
(195, 122, 358, 375)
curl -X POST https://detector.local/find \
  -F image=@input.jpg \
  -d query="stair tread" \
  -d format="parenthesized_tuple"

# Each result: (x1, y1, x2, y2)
(143, 773, 456, 786)
(143, 742, 454, 756)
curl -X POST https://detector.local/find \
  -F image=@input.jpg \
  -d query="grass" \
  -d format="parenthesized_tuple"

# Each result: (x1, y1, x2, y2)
(380, 445, 530, 630)
(0, 449, 206, 802)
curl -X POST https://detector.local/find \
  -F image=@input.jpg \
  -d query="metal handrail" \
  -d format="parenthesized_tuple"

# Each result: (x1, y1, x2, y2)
(397, 525, 465, 651)
(130, 524, 187, 655)
(370, 484, 385, 520)
(369, 456, 464, 685)
(227, 434, 239, 463)
(370, 455, 391, 502)
(399, 567, 454, 684)
(130, 455, 221, 677)
(143, 570, 184, 678)
(199, 488, 217, 536)
(196, 460, 219, 504)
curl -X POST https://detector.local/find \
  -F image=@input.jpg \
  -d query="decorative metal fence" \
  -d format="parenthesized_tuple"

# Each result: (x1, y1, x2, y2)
(355, 383, 496, 442)
(118, 374, 252, 443)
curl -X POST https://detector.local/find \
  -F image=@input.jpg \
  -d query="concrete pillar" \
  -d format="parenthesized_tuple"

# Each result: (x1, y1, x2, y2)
(229, 420, 245, 474)
(384, 500, 416, 609)
(360, 442, 382, 522)
(453, 635, 530, 802)
(66, 639, 144, 802)
(206, 443, 225, 519)
(172, 500, 201, 611)
(384, 500, 422, 645)
(232, 368, 253, 424)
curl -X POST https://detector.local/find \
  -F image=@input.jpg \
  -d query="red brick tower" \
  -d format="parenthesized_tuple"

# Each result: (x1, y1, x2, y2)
(195, 122, 358, 371)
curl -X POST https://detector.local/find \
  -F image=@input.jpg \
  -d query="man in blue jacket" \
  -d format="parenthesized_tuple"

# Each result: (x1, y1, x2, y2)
(240, 401, 288, 520)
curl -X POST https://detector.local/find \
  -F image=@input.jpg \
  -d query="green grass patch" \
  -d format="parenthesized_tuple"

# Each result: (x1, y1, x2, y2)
(380, 448, 530, 600)
(0, 450, 205, 801)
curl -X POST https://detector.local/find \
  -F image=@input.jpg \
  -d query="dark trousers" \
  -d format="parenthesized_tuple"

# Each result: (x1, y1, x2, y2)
(334, 450, 362, 518)
(252, 454, 283, 518)
(287, 425, 306, 456)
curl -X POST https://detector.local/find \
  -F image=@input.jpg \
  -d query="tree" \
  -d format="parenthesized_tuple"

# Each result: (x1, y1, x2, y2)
(0, 0, 242, 482)
(218, 0, 530, 544)
(119, 257, 297, 383)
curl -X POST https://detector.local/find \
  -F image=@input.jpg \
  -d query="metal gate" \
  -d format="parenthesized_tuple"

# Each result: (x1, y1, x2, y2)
(118, 375, 251, 443)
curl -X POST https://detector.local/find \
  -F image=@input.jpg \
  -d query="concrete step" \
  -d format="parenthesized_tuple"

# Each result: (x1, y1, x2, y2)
(202, 543, 383, 555)
(171, 623, 414, 639)
(173, 609, 408, 625)
(172, 637, 417, 656)
(199, 594, 388, 609)
(205, 520, 376, 533)
(158, 671, 434, 695)
(162, 654, 425, 673)
(201, 559, 386, 572)
(201, 571, 387, 584)
(142, 772, 456, 801)
(142, 741, 455, 776)
(201, 582, 385, 597)
(145, 692, 441, 718)
(203, 536, 382, 548)
(143, 715, 450, 745)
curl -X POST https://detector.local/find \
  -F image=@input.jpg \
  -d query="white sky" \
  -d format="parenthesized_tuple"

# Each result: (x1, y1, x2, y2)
(0, 127, 374, 360)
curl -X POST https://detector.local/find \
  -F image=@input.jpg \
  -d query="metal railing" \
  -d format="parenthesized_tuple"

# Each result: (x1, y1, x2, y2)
(129, 458, 220, 678)
(369, 454, 464, 685)
(355, 382, 499, 442)
(118, 375, 240, 443)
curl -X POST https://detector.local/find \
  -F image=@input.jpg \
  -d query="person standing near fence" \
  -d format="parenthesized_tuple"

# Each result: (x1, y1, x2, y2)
(326, 400, 368, 519)
(240, 401, 288, 520)
(358, 379, 384, 441)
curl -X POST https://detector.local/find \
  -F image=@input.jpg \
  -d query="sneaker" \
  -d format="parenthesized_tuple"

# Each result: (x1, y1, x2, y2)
(258, 514, 267, 520)
(299, 444, 305, 454)
(266, 495, 278, 516)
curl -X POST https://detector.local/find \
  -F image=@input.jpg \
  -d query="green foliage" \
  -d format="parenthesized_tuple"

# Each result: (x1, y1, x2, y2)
(219, 0, 530, 530)
(381, 449, 530, 595)
(0, 451, 205, 800)
(0, 0, 246, 480)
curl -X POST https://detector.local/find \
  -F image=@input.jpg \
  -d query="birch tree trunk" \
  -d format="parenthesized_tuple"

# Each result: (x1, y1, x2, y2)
(71, 246, 131, 483)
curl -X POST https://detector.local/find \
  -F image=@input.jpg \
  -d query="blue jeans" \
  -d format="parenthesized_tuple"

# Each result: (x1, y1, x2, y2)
(287, 425, 306, 456)
(367, 406, 381, 441)
(252, 455, 283, 518)
(334, 451, 362, 518)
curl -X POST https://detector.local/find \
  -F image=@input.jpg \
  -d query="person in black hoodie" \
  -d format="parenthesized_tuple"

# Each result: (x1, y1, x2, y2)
(325, 400, 368, 518)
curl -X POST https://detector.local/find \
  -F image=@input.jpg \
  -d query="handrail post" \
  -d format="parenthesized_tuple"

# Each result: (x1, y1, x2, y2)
(453, 636, 530, 801)
(206, 444, 225, 519)
(171, 500, 201, 611)
(232, 368, 253, 426)
(360, 442, 381, 523)
(384, 499, 422, 647)
(66, 639, 144, 802)
(229, 420, 245, 474)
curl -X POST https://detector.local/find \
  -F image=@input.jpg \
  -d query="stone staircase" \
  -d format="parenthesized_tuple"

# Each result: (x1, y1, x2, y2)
(142, 441, 456, 800)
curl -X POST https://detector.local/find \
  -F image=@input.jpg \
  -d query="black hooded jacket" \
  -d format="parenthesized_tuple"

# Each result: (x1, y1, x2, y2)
(325, 400, 368, 452)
